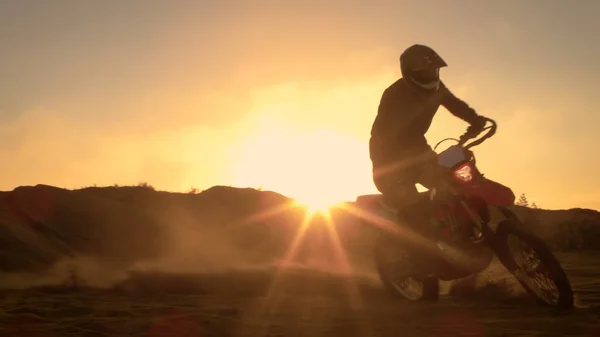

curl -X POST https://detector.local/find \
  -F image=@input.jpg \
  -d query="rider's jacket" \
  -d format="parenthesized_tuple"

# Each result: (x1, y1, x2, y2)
(369, 78, 482, 164)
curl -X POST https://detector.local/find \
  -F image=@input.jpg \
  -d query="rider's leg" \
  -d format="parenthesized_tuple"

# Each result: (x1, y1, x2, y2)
(373, 158, 437, 240)
(395, 147, 439, 232)
(372, 146, 439, 236)
(414, 148, 441, 191)
(372, 159, 441, 277)
(373, 170, 439, 276)
(395, 185, 439, 243)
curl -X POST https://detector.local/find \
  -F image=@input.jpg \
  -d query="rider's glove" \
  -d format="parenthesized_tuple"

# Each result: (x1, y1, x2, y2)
(459, 115, 487, 144)
(465, 115, 487, 137)
(467, 115, 487, 135)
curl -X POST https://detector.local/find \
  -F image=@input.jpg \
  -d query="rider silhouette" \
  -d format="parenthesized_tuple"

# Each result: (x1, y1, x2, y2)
(369, 44, 488, 238)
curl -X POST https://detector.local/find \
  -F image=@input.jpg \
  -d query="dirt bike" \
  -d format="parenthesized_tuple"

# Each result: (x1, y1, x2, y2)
(356, 118, 574, 308)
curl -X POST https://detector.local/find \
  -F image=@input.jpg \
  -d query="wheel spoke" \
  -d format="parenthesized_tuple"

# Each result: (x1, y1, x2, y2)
(507, 233, 561, 305)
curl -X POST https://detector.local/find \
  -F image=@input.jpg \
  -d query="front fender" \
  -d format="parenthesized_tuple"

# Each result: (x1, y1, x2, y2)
(461, 178, 516, 207)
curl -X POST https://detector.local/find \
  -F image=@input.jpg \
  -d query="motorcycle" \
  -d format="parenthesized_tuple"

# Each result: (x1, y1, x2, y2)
(355, 118, 574, 308)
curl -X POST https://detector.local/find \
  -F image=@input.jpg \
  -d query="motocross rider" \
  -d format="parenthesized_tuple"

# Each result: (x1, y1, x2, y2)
(369, 44, 488, 240)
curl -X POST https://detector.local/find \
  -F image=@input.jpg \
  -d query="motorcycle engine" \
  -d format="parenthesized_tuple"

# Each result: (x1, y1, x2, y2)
(430, 196, 490, 243)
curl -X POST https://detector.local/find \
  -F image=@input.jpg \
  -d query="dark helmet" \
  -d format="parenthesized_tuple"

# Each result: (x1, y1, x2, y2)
(400, 44, 447, 92)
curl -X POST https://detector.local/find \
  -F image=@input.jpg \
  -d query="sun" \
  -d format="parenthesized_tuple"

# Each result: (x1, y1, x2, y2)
(293, 195, 340, 215)
(229, 122, 378, 213)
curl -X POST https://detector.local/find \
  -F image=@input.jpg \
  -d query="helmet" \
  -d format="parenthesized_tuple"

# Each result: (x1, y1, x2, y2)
(400, 44, 447, 92)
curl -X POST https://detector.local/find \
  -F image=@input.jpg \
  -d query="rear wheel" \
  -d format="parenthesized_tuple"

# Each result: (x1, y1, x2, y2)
(374, 235, 439, 301)
(494, 208, 573, 309)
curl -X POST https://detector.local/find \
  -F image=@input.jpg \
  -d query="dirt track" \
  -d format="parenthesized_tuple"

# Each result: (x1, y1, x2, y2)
(0, 252, 598, 337)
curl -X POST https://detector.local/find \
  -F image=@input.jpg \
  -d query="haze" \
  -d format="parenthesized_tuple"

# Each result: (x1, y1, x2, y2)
(1, 0, 599, 210)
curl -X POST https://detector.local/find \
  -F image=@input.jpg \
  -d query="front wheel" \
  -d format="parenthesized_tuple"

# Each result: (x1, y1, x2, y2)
(493, 209, 574, 309)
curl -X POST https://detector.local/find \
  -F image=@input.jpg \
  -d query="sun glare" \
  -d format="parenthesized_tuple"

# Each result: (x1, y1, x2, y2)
(230, 121, 378, 213)
(294, 196, 337, 215)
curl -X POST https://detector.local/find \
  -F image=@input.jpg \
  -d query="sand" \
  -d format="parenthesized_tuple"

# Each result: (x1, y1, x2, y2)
(0, 252, 598, 337)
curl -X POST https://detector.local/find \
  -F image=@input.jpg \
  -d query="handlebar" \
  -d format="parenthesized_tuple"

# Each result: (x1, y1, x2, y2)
(457, 118, 497, 149)
(432, 118, 497, 152)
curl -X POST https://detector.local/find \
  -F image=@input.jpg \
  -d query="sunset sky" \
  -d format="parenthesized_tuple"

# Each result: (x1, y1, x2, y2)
(1, 0, 599, 210)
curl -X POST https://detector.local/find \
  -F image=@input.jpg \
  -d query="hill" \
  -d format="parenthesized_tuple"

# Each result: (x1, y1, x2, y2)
(0, 184, 598, 279)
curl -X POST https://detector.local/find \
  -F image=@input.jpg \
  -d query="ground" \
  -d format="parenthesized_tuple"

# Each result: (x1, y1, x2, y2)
(0, 252, 599, 337)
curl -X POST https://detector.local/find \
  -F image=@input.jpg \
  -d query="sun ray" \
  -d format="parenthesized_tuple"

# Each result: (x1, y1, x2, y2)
(255, 212, 315, 329)
(322, 211, 364, 311)
(336, 202, 441, 252)
(274, 212, 315, 270)
(339, 200, 482, 270)
(372, 153, 430, 179)
(337, 202, 403, 235)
